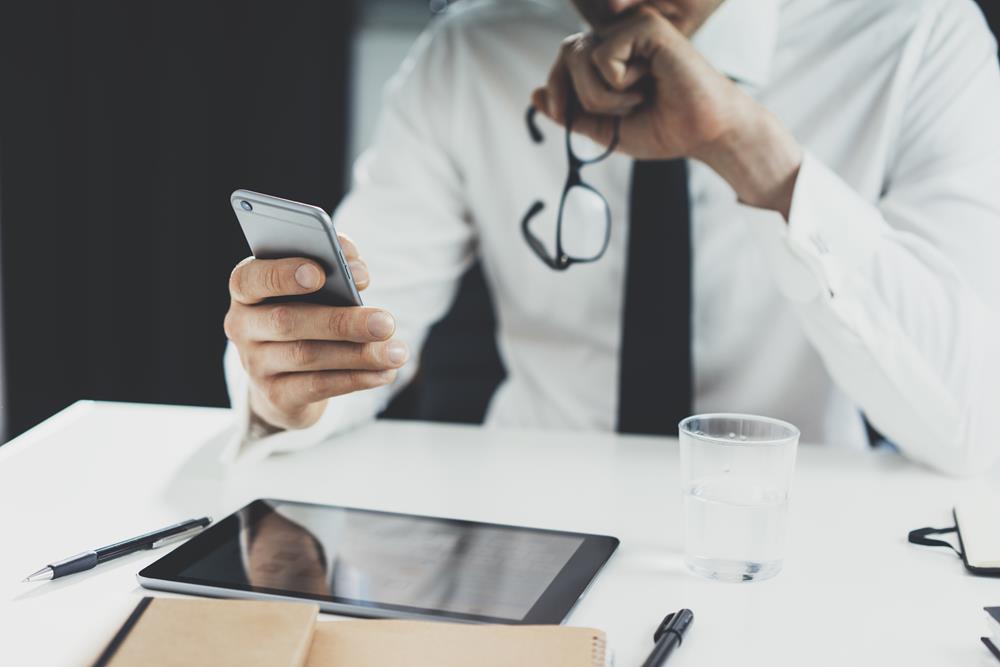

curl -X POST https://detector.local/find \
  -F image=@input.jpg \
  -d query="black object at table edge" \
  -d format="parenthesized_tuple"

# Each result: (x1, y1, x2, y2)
(983, 637, 1000, 663)
(641, 609, 694, 667)
(908, 509, 1000, 577)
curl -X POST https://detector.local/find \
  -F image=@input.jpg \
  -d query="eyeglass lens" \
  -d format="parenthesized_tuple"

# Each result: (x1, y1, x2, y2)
(559, 185, 610, 261)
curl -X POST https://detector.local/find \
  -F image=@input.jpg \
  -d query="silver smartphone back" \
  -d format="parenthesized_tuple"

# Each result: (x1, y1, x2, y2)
(230, 189, 362, 307)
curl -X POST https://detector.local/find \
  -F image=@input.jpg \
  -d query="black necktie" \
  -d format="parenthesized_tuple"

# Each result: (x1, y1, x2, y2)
(616, 159, 692, 435)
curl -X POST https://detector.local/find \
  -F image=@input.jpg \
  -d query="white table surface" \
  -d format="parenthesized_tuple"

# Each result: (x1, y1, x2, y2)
(1, 400, 998, 666)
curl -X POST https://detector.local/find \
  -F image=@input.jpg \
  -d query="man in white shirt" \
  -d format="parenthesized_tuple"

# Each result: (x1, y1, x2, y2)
(222, 0, 1000, 475)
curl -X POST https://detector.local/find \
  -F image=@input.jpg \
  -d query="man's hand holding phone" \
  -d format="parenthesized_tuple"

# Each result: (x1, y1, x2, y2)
(224, 233, 408, 431)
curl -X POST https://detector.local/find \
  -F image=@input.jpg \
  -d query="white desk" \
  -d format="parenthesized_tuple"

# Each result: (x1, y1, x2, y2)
(0, 401, 997, 666)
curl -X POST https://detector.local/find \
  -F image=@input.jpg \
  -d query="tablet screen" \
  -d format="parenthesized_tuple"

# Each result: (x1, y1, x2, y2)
(140, 499, 619, 624)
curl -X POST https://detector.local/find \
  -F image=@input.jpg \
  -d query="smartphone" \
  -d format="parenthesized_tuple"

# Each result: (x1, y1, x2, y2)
(230, 189, 362, 307)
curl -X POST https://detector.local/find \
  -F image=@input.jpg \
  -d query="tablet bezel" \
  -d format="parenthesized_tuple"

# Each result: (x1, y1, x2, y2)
(137, 499, 619, 625)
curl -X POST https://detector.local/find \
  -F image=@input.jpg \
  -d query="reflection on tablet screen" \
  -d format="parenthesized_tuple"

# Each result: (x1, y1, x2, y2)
(178, 500, 585, 620)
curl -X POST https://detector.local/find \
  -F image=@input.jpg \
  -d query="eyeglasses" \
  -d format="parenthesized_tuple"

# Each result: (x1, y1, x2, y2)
(521, 98, 620, 270)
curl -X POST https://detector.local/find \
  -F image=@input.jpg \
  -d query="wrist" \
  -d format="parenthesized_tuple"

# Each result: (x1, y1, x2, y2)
(248, 385, 327, 432)
(248, 389, 288, 436)
(694, 101, 803, 220)
(249, 406, 286, 440)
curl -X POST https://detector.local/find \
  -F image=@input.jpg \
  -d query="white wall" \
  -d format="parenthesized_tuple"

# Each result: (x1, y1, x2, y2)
(346, 3, 433, 177)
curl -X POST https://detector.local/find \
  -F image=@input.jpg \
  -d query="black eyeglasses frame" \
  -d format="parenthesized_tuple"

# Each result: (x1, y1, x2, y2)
(520, 100, 621, 271)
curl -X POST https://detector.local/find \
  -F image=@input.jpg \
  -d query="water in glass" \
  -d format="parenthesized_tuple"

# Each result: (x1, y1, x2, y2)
(678, 414, 799, 583)
(684, 474, 787, 582)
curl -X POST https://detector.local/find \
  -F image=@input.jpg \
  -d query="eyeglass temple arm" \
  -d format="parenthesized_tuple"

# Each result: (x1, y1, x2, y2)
(521, 200, 566, 270)
(526, 106, 544, 143)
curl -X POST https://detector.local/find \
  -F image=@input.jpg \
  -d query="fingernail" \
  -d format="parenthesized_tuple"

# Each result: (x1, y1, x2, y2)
(367, 311, 395, 339)
(386, 340, 408, 365)
(295, 264, 322, 289)
(349, 261, 368, 285)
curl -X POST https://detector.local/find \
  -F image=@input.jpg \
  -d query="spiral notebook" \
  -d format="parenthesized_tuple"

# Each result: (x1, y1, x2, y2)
(92, 597, 607, 667)
(307, 619, 608, 667)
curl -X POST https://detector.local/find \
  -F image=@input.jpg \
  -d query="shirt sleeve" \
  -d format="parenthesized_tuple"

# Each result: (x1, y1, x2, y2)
(746, 0, 1000, 476)
(220, 19, 476, 464)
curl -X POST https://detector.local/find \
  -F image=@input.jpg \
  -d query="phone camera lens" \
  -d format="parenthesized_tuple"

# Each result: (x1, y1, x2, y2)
(240, 200, 253, 212)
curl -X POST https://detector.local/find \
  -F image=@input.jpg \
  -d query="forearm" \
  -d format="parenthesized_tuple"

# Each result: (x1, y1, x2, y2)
(747, 155, 1000, 476)
(695, 98, 803, 220)
(793, 271, 1000, 476)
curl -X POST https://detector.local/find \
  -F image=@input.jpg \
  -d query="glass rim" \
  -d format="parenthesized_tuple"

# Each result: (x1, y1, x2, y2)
(677, 412, 800, 447)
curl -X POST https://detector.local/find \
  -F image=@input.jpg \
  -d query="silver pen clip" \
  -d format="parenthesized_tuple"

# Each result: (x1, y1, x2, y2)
(151, 525, 206, 549)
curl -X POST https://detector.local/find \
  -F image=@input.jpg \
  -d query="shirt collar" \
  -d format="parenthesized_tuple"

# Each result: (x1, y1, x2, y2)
(692, 0, 778, 89)
(544, 0, 778, 90)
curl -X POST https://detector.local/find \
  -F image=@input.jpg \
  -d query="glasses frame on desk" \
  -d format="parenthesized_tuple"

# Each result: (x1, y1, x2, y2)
(521, 99, 620, 271)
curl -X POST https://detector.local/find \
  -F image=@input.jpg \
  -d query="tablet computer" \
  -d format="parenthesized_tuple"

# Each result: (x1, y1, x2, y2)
(138, 499, 619, 625)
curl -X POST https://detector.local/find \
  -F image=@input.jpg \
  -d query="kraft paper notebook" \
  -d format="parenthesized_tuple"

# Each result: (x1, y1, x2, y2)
(93, 598, 607, 667)
(92, 597, 318, 667)
(306, 619, 607, 667)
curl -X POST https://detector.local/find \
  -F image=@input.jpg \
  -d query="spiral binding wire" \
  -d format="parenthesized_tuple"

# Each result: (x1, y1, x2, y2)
(591, 634, 608, 666)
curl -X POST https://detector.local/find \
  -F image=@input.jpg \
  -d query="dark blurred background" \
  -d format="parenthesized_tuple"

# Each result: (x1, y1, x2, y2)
(0, 0, 996, 441)
(0, 0, 505, 441)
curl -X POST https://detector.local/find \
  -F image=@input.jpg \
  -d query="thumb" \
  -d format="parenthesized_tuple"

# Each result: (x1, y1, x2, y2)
(565, 111, 619, 152)
(535, 88, 618, 155)
(532, 88, 555, 121)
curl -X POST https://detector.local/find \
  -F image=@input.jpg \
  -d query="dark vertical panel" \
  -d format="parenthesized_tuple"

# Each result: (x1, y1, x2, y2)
(381, 262, 507, 424)
(978, 0, 999, 47)
(0, 0, 354, 437)
(0, 3, 91, 432)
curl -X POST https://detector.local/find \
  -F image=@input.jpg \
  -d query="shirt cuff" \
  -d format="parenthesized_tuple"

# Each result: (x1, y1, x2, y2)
(219, 342, 387, 464)
(742, 151, 888, 303)
(219, 401, 367, 465)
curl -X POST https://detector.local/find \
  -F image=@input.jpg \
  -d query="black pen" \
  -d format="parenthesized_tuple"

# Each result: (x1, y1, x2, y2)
(641, 609, 694, 667)
(22, 516, 211, 582)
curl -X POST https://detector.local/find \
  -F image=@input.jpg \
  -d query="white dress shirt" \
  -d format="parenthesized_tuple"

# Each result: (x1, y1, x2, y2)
(224, 0, 1000, 475)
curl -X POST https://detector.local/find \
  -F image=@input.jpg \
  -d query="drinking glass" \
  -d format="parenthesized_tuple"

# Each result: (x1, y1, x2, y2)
(678, 413, 799, 582)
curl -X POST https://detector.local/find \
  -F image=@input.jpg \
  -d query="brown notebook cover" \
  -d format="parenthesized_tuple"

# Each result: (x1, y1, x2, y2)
(92, 597, 318, 667)
(95, 598, 604, 667)
(305, 619, 607, 667)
